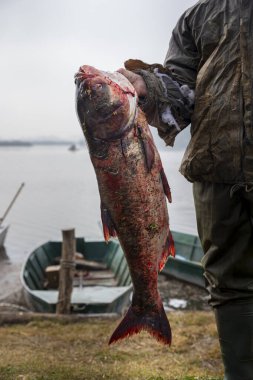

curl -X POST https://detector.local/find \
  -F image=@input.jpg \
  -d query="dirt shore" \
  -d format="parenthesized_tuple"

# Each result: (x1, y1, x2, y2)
(158, 274, 210, 310)
(0, 250, 23, 302)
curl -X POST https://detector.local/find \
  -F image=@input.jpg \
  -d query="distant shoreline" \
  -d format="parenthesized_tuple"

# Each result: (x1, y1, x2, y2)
(0, 140, 84, 147)
(0, 141, 33, 147)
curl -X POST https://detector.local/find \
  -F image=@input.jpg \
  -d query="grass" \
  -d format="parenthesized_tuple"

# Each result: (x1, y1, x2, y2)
(0, 311, 223, 380)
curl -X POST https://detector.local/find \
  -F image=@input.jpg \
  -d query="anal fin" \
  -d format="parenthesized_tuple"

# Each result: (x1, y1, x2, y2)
(101, 204, 117, 242)
(159, 231, 175, 272)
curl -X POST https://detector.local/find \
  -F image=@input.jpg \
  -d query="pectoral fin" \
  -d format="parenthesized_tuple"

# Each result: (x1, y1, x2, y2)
(137, 127, 155, 172)
(160, 167, 172, 203)
(101, 204, 117, 242)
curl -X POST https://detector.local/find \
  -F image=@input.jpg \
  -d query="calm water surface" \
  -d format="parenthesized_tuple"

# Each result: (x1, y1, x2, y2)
(0, 146, 197, 266)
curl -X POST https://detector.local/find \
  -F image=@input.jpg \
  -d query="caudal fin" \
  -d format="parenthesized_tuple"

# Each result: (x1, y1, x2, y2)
(108, 303, 171, 345)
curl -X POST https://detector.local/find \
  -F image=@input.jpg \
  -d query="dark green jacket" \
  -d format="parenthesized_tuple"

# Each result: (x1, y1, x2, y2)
(136, 0, 253, 183)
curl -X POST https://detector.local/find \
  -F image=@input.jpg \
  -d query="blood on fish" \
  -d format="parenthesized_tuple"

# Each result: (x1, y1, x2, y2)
(105, 77, 135, 97)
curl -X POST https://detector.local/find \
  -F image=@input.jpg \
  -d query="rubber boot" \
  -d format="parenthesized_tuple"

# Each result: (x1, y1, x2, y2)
(214, 301, 253, 380)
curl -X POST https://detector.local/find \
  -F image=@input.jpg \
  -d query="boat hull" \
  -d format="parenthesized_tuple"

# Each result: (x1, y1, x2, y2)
(164, 231, 204, 287)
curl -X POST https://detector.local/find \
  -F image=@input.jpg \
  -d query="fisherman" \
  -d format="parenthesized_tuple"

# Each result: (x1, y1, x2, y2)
(118, 0, 253, 379)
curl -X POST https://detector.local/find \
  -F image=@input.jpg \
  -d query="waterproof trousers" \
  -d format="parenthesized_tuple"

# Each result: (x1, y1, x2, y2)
(193, 182, 253, 380)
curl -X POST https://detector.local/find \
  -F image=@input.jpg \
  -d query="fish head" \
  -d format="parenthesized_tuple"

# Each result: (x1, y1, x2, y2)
(75, 65, 137, 141)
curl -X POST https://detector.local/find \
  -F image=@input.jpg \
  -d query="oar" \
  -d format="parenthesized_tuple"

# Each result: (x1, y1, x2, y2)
(0, 183, 25, 226)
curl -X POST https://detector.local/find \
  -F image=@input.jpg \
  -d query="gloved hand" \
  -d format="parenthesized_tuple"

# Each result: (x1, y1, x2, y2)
(117, 68, 147, 98)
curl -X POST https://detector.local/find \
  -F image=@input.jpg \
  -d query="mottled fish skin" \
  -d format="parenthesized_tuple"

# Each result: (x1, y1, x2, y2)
(75, 65, 175, 345)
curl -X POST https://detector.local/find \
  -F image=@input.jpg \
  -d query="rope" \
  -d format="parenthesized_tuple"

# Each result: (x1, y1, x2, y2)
(60, 259, 75, 270)
(230, 182, 253, 198)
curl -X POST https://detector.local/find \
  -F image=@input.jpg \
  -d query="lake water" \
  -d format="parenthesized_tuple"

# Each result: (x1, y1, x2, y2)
(0, 145, 197, 295)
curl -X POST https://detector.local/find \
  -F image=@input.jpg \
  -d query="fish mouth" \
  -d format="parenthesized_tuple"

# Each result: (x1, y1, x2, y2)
(74, 65, 99, 84)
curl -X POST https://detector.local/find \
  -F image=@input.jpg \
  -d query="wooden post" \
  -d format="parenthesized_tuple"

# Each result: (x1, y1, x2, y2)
(56, 228, 76, 314)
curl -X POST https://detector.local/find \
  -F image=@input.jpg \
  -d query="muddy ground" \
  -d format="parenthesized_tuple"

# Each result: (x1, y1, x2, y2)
(158, 274, 210, 311)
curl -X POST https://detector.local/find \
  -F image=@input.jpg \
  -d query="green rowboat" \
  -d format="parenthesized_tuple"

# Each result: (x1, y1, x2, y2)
(21, 238, 132, 314)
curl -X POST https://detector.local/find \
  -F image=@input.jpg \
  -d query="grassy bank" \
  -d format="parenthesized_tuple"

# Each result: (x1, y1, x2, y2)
(0, 311, 223, 380)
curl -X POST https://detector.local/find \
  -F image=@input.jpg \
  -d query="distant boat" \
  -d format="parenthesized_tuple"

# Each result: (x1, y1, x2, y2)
(68, 144, 78, 152)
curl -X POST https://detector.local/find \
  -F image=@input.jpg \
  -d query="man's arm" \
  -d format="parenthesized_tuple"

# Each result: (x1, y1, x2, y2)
(119, 10, 200, 147)
(165, 11, 200, 88)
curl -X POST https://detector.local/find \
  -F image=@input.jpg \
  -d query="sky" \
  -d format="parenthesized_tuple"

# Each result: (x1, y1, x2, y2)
(0, 0, 196, 141)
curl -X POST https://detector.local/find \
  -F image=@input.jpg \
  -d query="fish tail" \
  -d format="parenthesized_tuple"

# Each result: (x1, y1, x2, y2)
(108, 301, 171, 345)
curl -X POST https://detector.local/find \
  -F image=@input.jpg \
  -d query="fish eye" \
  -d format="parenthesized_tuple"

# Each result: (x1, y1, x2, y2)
(93, 83, 103, 90)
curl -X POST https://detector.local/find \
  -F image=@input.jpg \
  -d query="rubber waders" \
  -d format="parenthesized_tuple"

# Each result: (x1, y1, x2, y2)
(214, 301, 253, 380)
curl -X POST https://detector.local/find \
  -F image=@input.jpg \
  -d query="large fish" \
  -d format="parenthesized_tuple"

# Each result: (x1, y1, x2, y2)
(75, 65, 175, 345)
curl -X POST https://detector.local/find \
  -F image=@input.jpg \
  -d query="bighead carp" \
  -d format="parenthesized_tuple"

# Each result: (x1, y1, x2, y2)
(75, 65, 175, 345)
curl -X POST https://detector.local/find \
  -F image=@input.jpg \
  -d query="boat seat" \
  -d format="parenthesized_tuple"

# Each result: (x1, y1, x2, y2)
(75, 278, 118, 287)
(31, 286, 132, 306)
